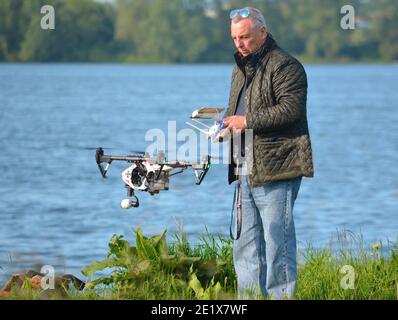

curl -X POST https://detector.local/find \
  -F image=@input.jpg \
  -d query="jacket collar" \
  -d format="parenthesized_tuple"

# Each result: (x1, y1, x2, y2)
(234, 33, 276, 77)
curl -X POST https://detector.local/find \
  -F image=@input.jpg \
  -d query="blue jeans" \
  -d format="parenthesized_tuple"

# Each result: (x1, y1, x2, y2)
(233, 173, 302, 299)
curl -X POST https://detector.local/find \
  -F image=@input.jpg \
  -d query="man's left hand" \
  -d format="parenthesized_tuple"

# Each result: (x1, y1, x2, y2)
(223, 115, 247, 130)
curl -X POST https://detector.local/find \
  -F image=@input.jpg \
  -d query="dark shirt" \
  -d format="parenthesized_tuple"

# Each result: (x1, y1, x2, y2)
(233, 81, 247, 159)
(235, 83, 246, 116)
(233, 47, 265, 162)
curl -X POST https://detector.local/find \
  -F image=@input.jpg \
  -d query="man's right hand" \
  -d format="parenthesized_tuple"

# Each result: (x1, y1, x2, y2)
(223, 115, 247, 130)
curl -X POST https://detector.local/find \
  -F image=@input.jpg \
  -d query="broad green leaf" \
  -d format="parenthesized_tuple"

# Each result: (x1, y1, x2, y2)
(131, 260, 151, 276)
(108, 235, 132, 259)
(188, 273, 204, 298)
(85, 277, 114, 289)
(151, 229, 168, 256)
(81, 258, 121, 277)
(135, 228, 159, 261)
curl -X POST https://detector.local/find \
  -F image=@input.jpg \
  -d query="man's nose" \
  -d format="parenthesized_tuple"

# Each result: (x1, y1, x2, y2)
(236, 39, 244, 48)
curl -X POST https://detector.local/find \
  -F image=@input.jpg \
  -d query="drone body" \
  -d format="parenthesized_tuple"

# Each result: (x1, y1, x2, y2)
(95, 148, 211, 208)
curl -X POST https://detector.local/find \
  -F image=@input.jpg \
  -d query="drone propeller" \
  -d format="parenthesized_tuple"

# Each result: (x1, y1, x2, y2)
(183, 155, 222, 162)
(127, 150, 169, 160)
(128, 150, 146, 155)
(86, 147, 116, 150)
(70, 146, 116, 150)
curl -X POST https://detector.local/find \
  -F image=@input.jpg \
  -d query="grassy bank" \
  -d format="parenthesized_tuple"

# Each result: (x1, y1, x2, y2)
(2, 228, 398, 300)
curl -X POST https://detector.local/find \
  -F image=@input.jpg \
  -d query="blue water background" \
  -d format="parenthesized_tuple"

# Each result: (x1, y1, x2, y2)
(0, 63, 397, 283)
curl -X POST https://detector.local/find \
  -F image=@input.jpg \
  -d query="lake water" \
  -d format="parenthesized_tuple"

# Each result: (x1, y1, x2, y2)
(0, 63, 397, 284)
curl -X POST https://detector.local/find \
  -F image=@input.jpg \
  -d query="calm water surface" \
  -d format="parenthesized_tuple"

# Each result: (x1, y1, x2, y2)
(0, 63, 397, 283)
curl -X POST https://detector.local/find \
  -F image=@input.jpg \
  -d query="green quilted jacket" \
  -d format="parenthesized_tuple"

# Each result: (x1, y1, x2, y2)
(225, 34, 314, 186)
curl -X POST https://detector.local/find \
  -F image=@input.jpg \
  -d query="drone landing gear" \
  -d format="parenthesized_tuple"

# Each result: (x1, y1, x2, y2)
(120, 186, 139, 209)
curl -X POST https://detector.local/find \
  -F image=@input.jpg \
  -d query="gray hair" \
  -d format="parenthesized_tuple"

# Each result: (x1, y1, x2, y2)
(231, 7, 267, 30)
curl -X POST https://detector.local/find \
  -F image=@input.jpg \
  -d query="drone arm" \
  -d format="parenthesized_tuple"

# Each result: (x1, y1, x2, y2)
(169, 169, 185, 177)
(97, 160, 112, 178)
(155, 164, 165, 180)
(194, 167, 208, 185)
(193, 155, 211, 185)
(96, 147, 147, 178)
(96, 148, 110, 178)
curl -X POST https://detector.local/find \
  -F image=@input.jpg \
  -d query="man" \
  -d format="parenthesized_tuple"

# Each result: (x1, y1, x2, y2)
(222, 7, 314, 299)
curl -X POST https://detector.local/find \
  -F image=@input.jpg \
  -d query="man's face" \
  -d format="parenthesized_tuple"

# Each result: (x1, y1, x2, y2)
(231, 19, 267, 57)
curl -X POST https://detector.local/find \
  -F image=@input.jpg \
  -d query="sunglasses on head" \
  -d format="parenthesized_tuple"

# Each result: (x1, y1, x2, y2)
(229, 8, 251, 19)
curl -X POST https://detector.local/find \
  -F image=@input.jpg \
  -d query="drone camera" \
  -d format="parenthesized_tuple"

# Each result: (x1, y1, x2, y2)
(148, 171, 169, 194)
(120, 197, 139, 209)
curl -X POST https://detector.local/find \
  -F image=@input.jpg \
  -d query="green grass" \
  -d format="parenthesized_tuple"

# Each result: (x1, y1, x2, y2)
(296, 238, 398, 300)
(2, 228, 398, 300)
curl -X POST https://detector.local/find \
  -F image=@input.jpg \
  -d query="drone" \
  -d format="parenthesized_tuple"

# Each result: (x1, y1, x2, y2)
(95, 147, 211, 209)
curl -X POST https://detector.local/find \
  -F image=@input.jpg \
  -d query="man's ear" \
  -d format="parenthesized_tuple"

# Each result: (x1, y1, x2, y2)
(260, 26, 268, 40)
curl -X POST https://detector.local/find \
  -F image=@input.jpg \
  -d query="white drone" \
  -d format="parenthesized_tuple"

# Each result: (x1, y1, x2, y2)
(95, 148, 211, 209)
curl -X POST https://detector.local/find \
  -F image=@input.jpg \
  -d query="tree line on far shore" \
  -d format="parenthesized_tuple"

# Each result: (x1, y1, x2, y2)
(1, 0, 397, 63)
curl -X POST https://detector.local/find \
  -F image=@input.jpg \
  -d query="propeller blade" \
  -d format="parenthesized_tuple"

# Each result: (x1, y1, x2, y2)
(67, 145, 116, 150)
(82, 147, 115, 150)
(128, 150, 146, 155)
